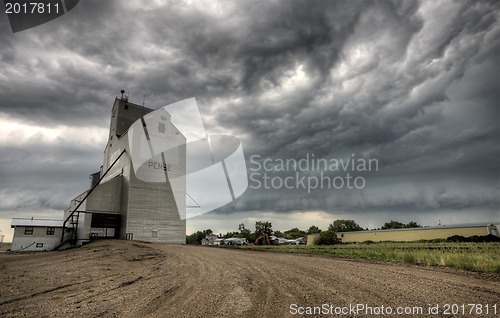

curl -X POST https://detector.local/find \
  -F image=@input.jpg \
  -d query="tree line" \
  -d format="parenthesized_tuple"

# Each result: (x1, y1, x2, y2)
(186, 219, 421, 245)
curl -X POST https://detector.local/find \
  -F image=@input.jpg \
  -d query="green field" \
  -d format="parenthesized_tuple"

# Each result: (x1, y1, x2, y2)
(240, 242, 500, 273)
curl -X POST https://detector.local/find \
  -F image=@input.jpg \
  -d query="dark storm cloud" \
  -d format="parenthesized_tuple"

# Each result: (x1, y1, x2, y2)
(206, 0, 500, 215)
(0, 137, 103, 211)
(214, 0, 499, 157)
(0, 0, 499, 228)
(0, 1, 135, 126)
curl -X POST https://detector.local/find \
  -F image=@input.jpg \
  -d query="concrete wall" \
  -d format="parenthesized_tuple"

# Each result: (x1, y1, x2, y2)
(86, 175, 122, 213)
(64, 191, 87, 219)
(339, 226, 490, 243)
(119, 153, 131, 240)
(77, 213, 92, 244)
(64, 192, 90, 245)
(110, 98, 152, 138)
(11, 227, 63, 251)
(125, 165, 186, 243)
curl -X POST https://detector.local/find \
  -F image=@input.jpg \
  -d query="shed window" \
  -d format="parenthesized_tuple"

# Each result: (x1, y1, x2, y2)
(24, 227, 33, 235)
(47, 227, 55, 235)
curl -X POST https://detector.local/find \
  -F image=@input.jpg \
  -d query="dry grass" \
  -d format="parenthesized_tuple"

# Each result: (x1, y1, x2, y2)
(241, 242, 500, 273)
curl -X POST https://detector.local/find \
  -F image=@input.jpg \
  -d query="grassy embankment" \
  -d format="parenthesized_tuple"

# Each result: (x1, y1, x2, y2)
(241, 242, 500, 273)
(0, 242, 11, 250)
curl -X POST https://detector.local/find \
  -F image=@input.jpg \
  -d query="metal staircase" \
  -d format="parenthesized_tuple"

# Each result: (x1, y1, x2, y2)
(56, 149, 126, 250)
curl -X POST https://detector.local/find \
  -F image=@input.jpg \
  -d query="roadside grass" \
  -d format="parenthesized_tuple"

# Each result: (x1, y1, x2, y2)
(0, 242, 11, 247)
(240, 242, 500, 273)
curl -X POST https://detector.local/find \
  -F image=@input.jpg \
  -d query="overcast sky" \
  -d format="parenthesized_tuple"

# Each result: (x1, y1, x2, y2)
(1, 0, 499, 241)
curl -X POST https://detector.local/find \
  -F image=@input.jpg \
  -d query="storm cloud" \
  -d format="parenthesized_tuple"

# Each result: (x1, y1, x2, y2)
(1, 0, 499, 237)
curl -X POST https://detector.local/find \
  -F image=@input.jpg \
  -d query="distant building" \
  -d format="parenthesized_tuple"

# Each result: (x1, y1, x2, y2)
(10, 218, 63, 251)
(338, 223, 499, 243)
(270, 236, 287, 245)
(223, 237, 248, 245)
(11, 95, 187, 251)
(287, 237, 306, 245)
(307, 222, 500, 244)
(201, 234, 219, 245)
(213, 238, 225, 246)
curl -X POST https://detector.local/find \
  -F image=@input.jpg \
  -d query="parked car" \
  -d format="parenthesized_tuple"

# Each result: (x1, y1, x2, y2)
(288, 237, 306, 245)
(224, 237, 248, 246)
(213, 238, 225, 246)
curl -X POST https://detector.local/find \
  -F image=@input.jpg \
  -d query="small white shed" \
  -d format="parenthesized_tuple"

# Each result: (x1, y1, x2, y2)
(10, 218, 64, 251)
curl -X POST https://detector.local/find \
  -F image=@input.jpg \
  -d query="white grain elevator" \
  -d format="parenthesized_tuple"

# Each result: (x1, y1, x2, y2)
(62, 94, 186, 245)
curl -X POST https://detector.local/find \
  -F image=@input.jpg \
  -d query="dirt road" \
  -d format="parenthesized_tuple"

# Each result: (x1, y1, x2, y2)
(1, 240, 499, 317)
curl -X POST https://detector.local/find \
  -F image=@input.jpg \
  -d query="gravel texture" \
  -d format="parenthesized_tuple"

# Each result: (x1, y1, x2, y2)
(0, 240, 499, 317)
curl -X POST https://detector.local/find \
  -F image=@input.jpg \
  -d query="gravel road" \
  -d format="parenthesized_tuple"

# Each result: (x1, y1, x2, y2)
(1, 240, 498, 317)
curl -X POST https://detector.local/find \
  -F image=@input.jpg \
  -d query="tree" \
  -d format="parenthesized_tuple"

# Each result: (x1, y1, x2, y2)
(186, 229, 213, 245)
(224, 231, 239, 238)
(381, 220, 421, 230)
(381, 220, 405, 229)
(255, 221, 273, 236)
(254, 221, 273, 244)
(283, 227, 306, 239)
(315, 230, 341, 245)
(273, 230, 284, 238)
(238, 223, 252, 240)
(307, 225, 321, 234)
(406, 221, 421, 228)
(328, 220, 363, 232)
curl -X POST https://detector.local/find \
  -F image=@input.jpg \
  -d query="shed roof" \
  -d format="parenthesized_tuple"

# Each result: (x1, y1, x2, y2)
(11, 218, 64, 228)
